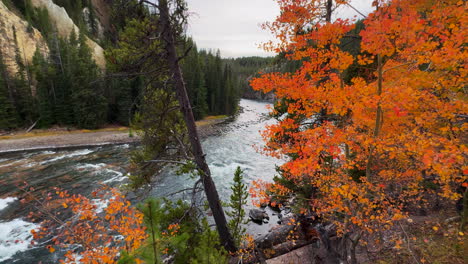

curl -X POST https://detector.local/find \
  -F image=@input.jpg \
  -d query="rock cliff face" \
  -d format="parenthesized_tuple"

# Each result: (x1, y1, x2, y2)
(0, 1, 49, 74)
(30, 0, 106, 69)
(90, 0, 112, 33)
(0, 0, 106, 75)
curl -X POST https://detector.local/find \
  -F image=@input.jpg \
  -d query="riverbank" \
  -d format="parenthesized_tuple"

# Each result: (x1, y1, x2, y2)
(0, 116, 229, 155)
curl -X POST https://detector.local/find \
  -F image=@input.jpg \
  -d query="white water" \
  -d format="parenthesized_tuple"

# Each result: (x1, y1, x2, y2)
(101, 170, 127, 184)
(0, 99, 280, 263)
(0, 160, 23, 168)
(0, 219, 39, 262)
(0, 197, 16, 211)
(41, 149, 94, 164)
(75, 163, 107, 170)
(92, 199, 110, 214)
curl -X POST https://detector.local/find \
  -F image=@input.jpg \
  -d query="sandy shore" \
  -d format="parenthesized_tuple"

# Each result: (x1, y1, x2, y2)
(0, 116, 229, 155)
(0, 130, 138, 154)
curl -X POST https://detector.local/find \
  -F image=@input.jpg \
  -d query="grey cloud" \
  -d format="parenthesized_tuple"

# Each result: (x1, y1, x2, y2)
(186, 0, 374, 58)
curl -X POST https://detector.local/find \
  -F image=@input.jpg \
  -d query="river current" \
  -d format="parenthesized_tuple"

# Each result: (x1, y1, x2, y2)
(0, 99, 282, 263)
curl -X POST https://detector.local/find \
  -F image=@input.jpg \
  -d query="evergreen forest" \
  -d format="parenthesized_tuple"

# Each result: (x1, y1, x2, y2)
(0, 0, 272, 130)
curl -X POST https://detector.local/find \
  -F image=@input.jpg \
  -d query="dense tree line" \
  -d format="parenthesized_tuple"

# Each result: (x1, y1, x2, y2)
(223, 56, 274, 100)
(182, 41, 240, 119)
(32, 31, 108, 128)
(0, 1, 250, 130)
(0, 30, 108, 129)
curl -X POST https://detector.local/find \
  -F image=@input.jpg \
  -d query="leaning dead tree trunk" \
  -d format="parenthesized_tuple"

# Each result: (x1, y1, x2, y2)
(157, 0, 236, 252)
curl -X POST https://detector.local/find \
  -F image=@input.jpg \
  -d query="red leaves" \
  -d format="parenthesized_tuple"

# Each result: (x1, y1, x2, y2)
(392, 106, 407, 117)
(252, 0, 466, 243)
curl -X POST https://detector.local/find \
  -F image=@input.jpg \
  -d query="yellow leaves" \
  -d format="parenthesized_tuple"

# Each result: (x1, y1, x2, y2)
(394, 239, 403, 249)
(251, 0, 466, 255)
(46, 245, 55, 253)
(432, 226, 439, 231)
(357, 54, 374, 65)
(37, 187, 147, 264)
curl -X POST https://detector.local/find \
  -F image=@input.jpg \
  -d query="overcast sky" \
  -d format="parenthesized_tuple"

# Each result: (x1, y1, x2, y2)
(185, 0, 375, 58)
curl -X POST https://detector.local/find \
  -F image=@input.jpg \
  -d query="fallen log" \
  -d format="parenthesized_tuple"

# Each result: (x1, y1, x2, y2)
(255, 218, 303, 249)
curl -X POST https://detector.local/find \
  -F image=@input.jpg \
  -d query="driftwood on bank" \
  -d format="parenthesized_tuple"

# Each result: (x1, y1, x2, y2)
(237, 217, 347, 264)
(26, 118, 40, 133)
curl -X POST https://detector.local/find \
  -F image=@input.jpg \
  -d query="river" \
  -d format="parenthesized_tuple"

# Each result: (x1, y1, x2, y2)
(0, 99, 282, 263)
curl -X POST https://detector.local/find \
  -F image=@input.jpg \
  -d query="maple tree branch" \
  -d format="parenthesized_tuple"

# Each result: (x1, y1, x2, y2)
(383, 61, 416, 74)
(366, 54, 385, 180)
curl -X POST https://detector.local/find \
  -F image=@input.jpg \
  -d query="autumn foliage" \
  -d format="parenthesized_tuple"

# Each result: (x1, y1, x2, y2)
(28, 186, 147, 263)
(251, 0, 466, 250)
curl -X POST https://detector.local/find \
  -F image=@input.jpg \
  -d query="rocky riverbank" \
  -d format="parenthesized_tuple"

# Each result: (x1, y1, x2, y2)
(0, 116, 229, 155)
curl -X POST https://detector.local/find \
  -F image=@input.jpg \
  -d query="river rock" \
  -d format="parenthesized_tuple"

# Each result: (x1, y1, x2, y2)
(249, 209, 269, 223)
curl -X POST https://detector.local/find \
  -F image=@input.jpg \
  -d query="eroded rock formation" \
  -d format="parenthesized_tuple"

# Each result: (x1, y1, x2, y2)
(0, 1, 49, 74)
(30, 0, 106, 69)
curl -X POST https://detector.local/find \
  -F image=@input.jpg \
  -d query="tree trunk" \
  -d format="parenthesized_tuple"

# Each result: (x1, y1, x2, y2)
(366, 53, 384, 180)
(325, 0, 333, 22)
(157, 0, 236, 252)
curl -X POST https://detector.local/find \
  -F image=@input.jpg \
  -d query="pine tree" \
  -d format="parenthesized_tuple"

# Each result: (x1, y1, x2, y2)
(181, 39, 208, 120)
(226, 166, 248, 247)
(87, 0, 98, 37)
(0, 50, 18, 129)
(33, 7, 53, 38)
(214, 50, 223, 114)
(54, 33, 75, 125)
(69, 31, 107, 128)
(12, 26, 37, 125)
(201, 50, 225, 115)
(32, 48, 55, 127)
(222, 64, 238, 115)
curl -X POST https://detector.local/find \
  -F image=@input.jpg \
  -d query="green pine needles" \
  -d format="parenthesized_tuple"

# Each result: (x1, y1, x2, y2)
(119, 198, 228, 264)
(227, 166, 249, 247)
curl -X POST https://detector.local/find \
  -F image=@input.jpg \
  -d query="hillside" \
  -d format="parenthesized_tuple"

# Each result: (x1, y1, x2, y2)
(0, 0, 105, 73)
(0, 0, 267, 131)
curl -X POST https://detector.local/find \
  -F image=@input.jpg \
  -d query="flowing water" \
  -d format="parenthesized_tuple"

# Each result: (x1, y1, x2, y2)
(0, 99, 282, 263)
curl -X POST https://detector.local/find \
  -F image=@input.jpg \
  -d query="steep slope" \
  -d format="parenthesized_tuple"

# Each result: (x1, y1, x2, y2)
(30, 0, 106, 69)
(91, 0, 112, 33)
(0, 1, 49, 74)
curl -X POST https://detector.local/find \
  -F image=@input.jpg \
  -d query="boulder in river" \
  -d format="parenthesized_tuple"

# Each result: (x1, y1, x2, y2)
(249, 208, 269, 223)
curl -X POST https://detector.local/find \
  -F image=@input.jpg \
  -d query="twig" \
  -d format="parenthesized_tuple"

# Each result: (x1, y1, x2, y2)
(383, 61, 415, 73)
(345, 3, 367, 18)
(146, 159, 188, 165)
(177, 179, 203, 223)
(166, 186, 203, 197)
(176, 45, 193, 63)
(139, 0, 159, 8)
(399, 222, 421, 264)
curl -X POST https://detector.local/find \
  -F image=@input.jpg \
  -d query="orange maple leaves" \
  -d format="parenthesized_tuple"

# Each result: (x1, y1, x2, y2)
(31, 186, 147, 264)
(251, 0, 466, 240)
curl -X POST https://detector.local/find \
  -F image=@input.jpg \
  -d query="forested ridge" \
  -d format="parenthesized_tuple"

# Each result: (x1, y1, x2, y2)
(0, 0, 272, 130)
